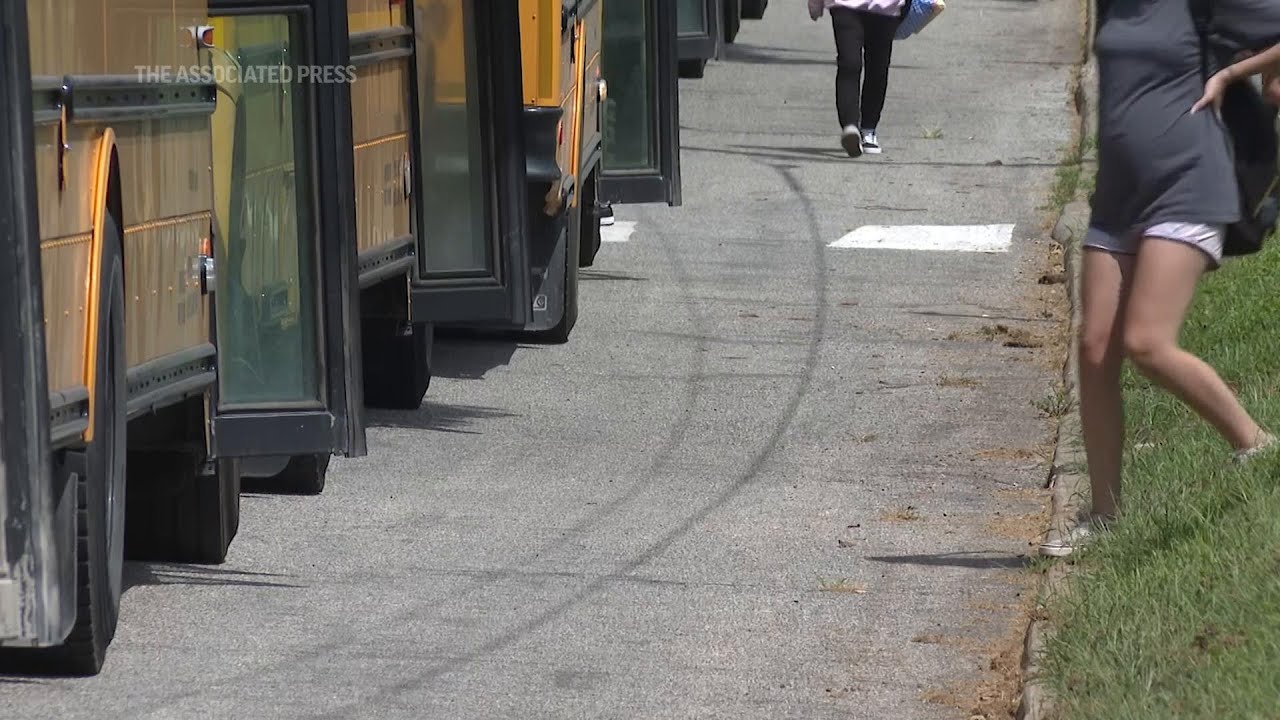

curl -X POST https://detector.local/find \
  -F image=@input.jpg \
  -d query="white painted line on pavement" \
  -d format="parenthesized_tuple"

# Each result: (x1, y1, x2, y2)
(828, 224, 1015, 253)
(602, 220, 637, 243)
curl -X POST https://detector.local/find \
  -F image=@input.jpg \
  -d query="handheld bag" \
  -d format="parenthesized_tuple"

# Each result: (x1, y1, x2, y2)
(895, 0, 946, 41)
(1189, 0, 1280, 256)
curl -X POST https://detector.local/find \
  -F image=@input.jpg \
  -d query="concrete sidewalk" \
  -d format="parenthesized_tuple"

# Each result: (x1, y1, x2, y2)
(1, 1, 1083, 718)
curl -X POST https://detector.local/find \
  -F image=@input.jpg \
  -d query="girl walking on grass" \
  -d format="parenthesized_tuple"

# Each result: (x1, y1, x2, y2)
(809, 0, 907, 157)
(1040, 0, 1280, 557)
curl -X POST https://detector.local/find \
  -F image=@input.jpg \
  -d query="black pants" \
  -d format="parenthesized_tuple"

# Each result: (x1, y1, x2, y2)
(831, 8, 899, 131)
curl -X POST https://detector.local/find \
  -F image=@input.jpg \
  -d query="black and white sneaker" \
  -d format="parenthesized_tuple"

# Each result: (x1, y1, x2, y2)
(862, 129, 882, 155)
(840, 125, 863, 158)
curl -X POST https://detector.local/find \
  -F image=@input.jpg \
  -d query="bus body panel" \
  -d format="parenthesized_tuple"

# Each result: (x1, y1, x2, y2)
(29, 0, 215, 405)
(557, 12, 580, 205)
(347, 0, 391, 34)
(32, 123, 95, 394)
(349, 8, 414, 264)
(578, 0, 603, 181)
(519, 0, 603, 212)
(520, 0, 560, 109)
(115, 117, 213, 368)
(349, 61, 413, 257)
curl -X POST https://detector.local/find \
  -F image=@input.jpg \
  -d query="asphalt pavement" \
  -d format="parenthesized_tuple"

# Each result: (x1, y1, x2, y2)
(2, 0, 1082, 717)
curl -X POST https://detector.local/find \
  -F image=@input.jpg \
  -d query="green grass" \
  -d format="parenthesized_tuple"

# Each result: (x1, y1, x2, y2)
(1042, 240, 1280, 719)
(1050, 161, 1083, 212)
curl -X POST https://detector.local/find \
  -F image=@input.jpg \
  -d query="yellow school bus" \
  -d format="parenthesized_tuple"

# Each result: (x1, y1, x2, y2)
(202, 1, 368, 494)
(204, 0, 684, 408)
(344, 0, 431, 409)
(467, 0, 684, 342)
(406, 0, 683, 343)
(0, 0, 367, 674)
(326, 0, 681, 395)
(199, 1, 469, 443)
(213, 0, 448, 414)
(517, 0, 608, 342)
(0, 0, 235, 674)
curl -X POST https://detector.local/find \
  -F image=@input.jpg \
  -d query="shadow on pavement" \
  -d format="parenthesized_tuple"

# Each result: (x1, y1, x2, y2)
(721, 43, 831, 67)
(581, 269, 649, 283)
(431, 335, 533, 380)
(124, 563, 304, 592)
(367, 402, 518, 435)
(867, 551, 1033, 570)
(682, 143, 1062, 170)
(718, 43, 931, 71)
(0, 564, 301, 678)
(726, 143, 1063, 166)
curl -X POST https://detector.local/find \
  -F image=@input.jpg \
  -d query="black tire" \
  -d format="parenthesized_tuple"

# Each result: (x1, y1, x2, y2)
(741, 0, 767, 20)
(362, 318, 432, 410)
(200, 459, 241, 562)
(124, 452, 241, 565)
(578, 170, 602, 268)
(271, 453, 330, 496)
(679, 59, 707, 79)
(723, 0, 742, 43)
(49, 226, 127, 675)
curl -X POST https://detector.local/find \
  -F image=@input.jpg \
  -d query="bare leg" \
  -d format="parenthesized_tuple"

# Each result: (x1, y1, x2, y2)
(1078, 248, 1133, 519)
(1123, 238, 1263, 451)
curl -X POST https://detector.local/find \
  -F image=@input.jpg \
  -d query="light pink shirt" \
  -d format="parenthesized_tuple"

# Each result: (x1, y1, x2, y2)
(808, 0, 907, 19)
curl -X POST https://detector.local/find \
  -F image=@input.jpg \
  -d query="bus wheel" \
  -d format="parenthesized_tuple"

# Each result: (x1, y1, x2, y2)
(362, 318, 432, 410)
(125, 451, 241, 565)
(678, 59, 707, 79)
(271, 453, 330, 496)
(741, 0, 767, 19)
(48, 230, 128, 675)
(724, 0, 742, 43)
(579, 170, 602, 268)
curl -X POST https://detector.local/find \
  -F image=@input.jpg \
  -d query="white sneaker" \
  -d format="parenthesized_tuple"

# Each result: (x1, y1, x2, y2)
(840, 125, 863, 158)
(862, 129, 882, 154)
(1234, 431, 1277, 464)
(1039, 516, 1107, 558)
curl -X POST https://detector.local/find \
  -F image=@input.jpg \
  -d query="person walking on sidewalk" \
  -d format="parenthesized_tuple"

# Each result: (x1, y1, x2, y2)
(809, 0, 907, 158)
(1041, 0, 1280, 557)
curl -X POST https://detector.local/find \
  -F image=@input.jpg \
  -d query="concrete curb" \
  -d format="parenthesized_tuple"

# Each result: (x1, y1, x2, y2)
(1016, 1, 1098, 718)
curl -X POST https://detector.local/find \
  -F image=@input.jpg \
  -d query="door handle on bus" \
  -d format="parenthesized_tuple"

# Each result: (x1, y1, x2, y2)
(191, 252, 215, 295)
(201, 255, 216, 295)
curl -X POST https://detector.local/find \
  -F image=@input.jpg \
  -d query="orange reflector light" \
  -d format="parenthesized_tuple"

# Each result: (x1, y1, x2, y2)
(185, 25, 215, 49)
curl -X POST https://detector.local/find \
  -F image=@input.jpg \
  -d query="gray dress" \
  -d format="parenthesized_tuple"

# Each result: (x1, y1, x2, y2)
(1091, 0, 1280, 233)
